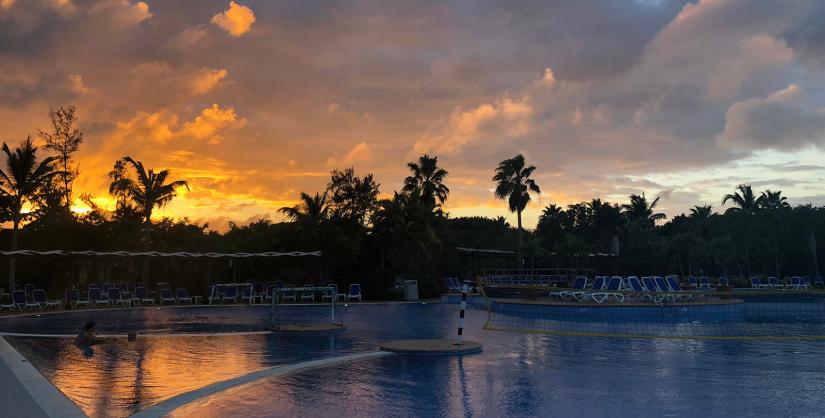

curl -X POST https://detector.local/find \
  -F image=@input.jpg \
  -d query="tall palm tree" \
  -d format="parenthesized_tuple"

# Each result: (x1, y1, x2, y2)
(109, 157, 189, 226)
(722, 184, 758, 214)
(402, 154, 449, 211)
(279, 192, 330, 225)
(109, 157, 188, 284)
(0, 138, 59, 289)
(757, 189, 790, 211)
(622, 193, 666, 226)
(493, 154, 541, 253)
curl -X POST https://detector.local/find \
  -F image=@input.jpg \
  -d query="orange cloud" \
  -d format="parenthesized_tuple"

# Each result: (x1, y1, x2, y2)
(186, 68, 228, 95)
(180, 104, 246, 144)
(89, 0, 151, 25)
(211, 1, 255, 37)
(326, 142, 373, 168)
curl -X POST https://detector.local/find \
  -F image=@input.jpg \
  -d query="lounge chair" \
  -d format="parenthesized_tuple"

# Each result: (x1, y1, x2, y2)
(787, 277, 805, 290)
(301, 284, 315, 302)
(253, 282, 266, 303)
(586, 277, 625, 304)
(24, 284, 35, 301)
(556, 276, 587, 300)
(665, 276, 694, 301)
(175, 288, 193, 304)
(803, 276, 812, 289)
(280, 287, 296, 302)
(66, 289, 90, 309)
(222, 286, 239, 303)
(767, 277, 784, 289)
(159, 288, 176, 305)
(88, 288, 108, 307)
(570, 276, 607, 301)
(0, 297, 14, 311)
(240, 286, 254, 304)
(699, 277, 712, 290)
(687, 277, 698, 287)
(626, 276, 660, 303)
(322, 284, 337, 302)
(718, 276, 730, 287)
(347, 283, 362, 302)
(750, 277, 770, 289)
(11, 290, 32, 310)
(815, 276, 824, 288)
(444, 277, 462, 293)
(134, 287, 155, 305)
(109, 288, 131, 307)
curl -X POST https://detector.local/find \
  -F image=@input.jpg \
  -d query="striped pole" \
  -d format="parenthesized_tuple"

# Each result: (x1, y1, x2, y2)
(456, 283, 468, 345)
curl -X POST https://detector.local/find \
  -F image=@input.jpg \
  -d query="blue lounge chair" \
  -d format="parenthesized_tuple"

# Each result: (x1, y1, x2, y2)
(222, 286, 239, 303)
(767, 277, 784, 289)
(301, 284, 315, 302)
(626, 276, 660, 303)
(719, 276, 730, 287)
(24, 284, 35, 301)
(32, 290, 50, 310)
(347, 283, 362, 302)
(572, 276, 606, 302)
(787, 277, 805, 290)
(587, 277, 625, 304)
(89, 288, 108, 307)
(816, 276, 824, 288)
(687, 277, 698, 287)
(665, 276, 694, 301)
(65, 288, 90, 309)
(240, 286, 254, 303)
(159, 288, 176, 304)
(134, 287, 155, 305)
(751, 277, 770, 289)
(12, 290, 33, 310)
(558, 276, 587, 300)
(699, 277, 712, 290)
(175, 288, 193, 304)
(803, 276, 812, 289)
(109, 288, 131, 307)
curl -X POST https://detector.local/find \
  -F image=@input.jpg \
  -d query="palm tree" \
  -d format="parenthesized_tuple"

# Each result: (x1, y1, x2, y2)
(109, 157, 189, 226)
(757, 190, 790, 211)
(622, 193, 666, 226)
(109, 157, 188, 284)
(0, 138, 59, 289)
(402, 154, 449, 211)
(723, 184, 758, 214)
(279, 192, 330, 225)
(493, 154, 541, 254)
(689, 205, 714, 220)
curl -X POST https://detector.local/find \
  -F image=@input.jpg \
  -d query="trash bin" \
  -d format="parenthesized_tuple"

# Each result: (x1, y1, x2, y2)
(404, 280, 419, 301)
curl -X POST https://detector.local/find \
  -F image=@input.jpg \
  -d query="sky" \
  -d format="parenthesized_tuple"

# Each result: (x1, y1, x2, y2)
(2, 0, 825, 231)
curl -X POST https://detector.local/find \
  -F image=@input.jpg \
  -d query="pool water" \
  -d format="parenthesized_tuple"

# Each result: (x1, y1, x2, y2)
(4, 303, 825, 417)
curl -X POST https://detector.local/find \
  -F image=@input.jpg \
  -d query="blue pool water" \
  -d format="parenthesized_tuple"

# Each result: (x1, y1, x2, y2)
(4, 302, 825, 417)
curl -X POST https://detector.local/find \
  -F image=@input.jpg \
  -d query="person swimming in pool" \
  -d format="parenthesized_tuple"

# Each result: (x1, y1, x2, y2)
(74, 321, 103, 346)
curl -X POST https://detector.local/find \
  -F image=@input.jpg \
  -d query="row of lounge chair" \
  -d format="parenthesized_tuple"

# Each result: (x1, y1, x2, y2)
(553, 275, 703, 304)
(750, 276, 822, 290)
(207, 283, 362, 304)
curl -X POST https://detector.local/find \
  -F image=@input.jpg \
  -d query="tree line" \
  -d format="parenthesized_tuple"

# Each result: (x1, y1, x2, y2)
(1, 106, 823, 297)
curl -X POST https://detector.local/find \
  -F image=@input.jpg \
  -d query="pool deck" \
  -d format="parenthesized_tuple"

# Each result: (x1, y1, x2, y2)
(0, 337, 86, 418)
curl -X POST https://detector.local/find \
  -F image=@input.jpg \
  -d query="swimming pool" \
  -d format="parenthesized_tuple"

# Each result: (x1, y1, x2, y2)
(3, 302, 825, 417)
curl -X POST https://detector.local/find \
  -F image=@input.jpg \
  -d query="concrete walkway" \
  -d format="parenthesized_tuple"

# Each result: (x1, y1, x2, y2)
(0, 337, 86, 418)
